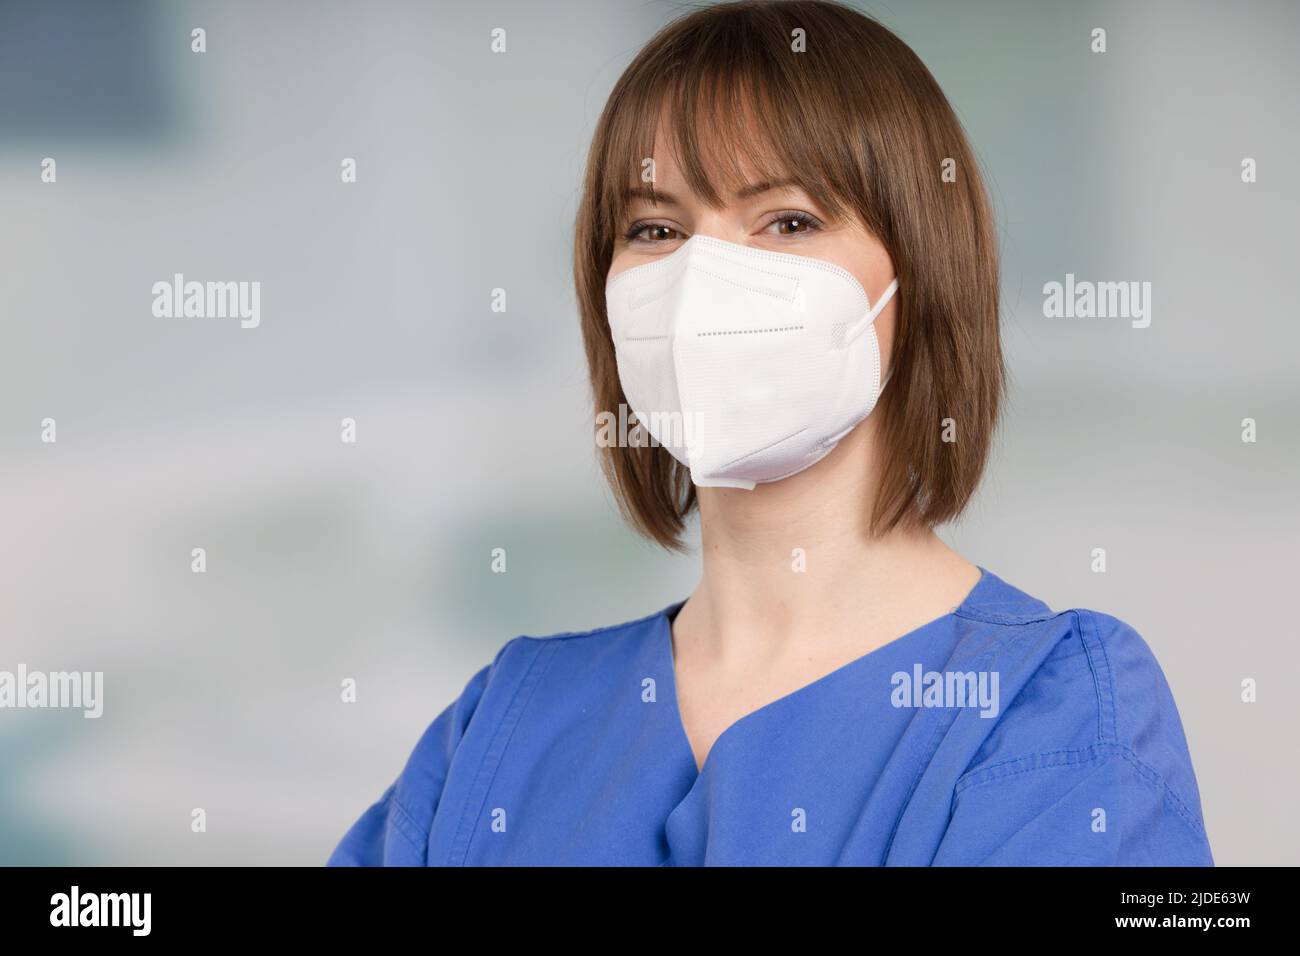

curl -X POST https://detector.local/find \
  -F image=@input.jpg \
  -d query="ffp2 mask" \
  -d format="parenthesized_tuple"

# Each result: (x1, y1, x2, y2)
(605, 234, 894, 489)
(605, 234, 899, 490)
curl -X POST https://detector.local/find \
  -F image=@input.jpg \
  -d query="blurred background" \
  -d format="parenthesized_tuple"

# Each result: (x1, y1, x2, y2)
(0, 0, 1295, 865)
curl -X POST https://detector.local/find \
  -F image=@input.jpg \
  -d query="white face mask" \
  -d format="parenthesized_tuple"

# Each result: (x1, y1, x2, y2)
(605, 234, 899, 490)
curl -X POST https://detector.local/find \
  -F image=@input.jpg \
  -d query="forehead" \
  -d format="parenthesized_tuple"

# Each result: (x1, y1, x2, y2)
(647, 110, 763, 184)
(614, 99, 846, 219)
(593, 29, 883, 241)
(642, 126, 782, 201)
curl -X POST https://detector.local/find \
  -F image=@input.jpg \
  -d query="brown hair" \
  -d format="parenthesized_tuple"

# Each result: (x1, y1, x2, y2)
(573, 0, 1002, 550)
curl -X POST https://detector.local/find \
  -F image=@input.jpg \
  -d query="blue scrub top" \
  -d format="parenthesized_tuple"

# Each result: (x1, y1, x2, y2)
(328, 567, 1213, 866)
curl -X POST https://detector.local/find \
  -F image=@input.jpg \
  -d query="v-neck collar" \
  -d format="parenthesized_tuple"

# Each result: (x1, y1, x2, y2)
(658, 565, 996, 779)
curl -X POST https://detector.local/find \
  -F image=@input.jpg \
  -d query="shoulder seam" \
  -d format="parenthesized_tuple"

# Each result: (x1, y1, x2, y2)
(444, 638, 559, 865)
(1073, 608, 1207, 836)
(1073, 608, 1119, 745)
(513, 605, 672, 644)
(953, 606, 1067, 627)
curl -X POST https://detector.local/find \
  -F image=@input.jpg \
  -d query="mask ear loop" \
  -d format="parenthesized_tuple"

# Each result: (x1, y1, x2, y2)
(845, 277, 900, 343)
(869, 278, 900, 321)
(867, 278, 899, 393)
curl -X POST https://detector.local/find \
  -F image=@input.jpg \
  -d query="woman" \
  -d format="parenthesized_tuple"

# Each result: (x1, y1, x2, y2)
(329, 0, 1212, 866)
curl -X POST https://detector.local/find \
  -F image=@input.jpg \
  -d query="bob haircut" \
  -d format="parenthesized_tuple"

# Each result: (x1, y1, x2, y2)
(573, 0, 1002, 551)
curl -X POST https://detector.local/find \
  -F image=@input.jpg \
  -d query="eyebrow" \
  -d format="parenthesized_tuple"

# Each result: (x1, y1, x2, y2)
(623, 178, 800, 206)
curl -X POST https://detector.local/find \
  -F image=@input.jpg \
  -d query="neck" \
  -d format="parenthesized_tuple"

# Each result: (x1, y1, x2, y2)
(679, 419, 978, 659)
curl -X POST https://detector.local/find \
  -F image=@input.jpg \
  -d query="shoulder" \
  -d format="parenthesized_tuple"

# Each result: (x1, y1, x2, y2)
(955, 586, 1208, 840)
(438, 603, 676, 736)
(354, 604, 675, 860)
(509, 602, 675, 652)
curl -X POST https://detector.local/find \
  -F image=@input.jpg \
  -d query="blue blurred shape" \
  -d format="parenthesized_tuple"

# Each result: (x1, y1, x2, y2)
(0, 0, 178, 143)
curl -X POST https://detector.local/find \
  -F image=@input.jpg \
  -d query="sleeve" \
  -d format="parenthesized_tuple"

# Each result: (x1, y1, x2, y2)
(933, 748, 1214, 865)
(326, 648, 504, 867)
(933, 610, 1214, 866)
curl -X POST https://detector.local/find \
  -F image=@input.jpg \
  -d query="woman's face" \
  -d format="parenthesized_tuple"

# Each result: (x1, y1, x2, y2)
(607, 135, 899, 380)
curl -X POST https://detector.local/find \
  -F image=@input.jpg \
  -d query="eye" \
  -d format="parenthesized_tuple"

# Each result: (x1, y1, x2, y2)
(762, 210, 823, 236)
(624, 221, 686, 243)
